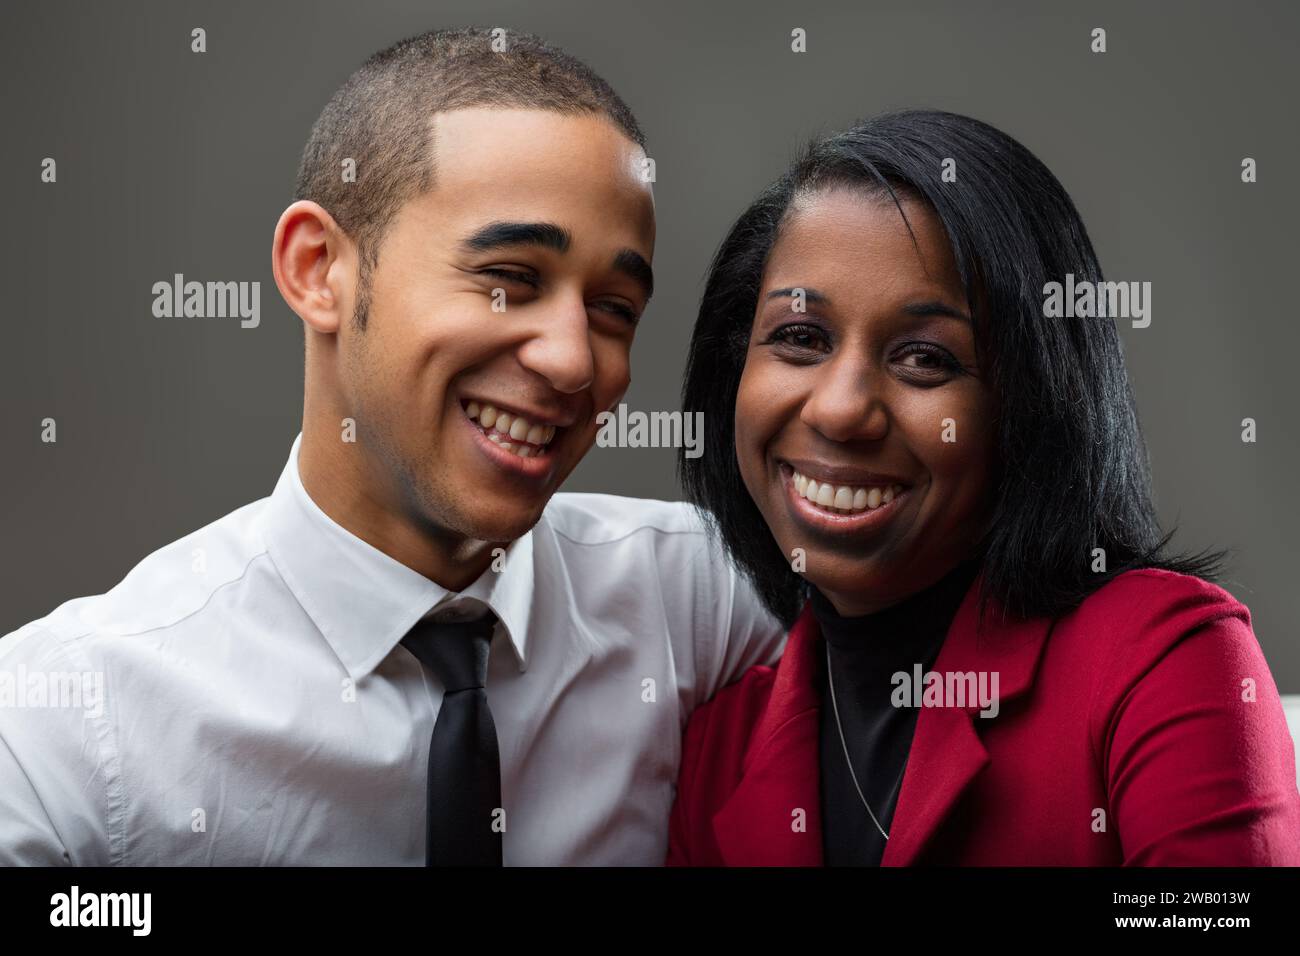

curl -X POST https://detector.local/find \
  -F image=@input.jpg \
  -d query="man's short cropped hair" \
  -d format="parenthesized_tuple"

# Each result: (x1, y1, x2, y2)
(294, 26, 645, 327)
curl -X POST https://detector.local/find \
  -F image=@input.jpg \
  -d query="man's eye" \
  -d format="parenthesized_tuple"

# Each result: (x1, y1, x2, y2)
(593, 301, 640, 324)
(479, 268, 540, 288)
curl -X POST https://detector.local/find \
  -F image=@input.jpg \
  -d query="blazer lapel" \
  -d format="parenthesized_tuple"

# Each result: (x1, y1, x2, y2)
(712, 570, 1055, 867)
(712, 603, 825, 866)
(882, 574, 1053, 865)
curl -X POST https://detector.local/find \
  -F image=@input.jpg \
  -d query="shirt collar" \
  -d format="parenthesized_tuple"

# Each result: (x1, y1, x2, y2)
(261, 434, 535, 681)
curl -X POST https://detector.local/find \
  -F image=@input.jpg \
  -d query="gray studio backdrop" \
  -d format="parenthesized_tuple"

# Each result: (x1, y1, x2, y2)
(3, 0, 1297, 688)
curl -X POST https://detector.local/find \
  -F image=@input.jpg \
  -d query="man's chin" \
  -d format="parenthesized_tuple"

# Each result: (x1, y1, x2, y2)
(459, 505, 549, 547)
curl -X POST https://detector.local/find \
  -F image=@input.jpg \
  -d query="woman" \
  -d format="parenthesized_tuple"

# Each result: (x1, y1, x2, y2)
(668, 109, 1300, 865)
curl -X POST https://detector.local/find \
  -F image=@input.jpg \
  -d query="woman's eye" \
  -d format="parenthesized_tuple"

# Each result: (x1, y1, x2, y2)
(768, 323, 829, 353)
(895, 343, 963, 377)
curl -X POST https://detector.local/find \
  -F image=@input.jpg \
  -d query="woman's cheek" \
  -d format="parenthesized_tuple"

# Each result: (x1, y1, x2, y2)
(734, 359, 787, 506)
(918, 391, 996, 525)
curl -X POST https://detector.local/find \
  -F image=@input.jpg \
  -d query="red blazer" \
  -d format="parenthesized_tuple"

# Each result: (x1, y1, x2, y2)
(668, 568, 1300, 865)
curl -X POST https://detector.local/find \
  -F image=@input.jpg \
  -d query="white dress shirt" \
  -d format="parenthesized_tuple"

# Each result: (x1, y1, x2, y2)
(0, 434, 785, 865)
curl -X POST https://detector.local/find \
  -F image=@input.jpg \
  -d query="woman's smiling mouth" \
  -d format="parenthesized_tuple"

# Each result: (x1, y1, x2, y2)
(778, 461, 909, 533)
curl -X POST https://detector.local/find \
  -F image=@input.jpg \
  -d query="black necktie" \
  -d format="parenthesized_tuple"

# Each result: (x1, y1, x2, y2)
(401, 612, 503, 866)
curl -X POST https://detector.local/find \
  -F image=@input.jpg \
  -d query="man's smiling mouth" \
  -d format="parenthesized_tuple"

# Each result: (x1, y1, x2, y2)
(463, 400, 558, 459)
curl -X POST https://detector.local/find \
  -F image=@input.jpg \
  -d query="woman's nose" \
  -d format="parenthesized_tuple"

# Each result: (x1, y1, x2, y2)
(798, 360, 889, 443)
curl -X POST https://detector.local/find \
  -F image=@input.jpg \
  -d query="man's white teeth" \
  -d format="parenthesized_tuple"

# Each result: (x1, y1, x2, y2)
(792, 470, 901, 514)
(465, 401, 556, 458)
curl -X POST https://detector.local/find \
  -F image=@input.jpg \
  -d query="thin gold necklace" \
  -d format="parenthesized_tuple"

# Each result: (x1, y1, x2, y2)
(825, 641, 889, 841)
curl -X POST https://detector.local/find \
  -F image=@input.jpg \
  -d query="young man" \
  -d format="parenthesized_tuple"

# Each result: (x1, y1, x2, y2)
(0, 28, 784, 865)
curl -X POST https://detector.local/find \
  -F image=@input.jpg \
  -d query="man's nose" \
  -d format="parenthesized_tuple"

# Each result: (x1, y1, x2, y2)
(515, 294, 596, 394)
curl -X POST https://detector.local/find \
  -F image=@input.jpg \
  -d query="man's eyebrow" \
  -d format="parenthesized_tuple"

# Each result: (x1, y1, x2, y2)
(460, 222, 652, 302)
(613, 248, 654, 301)
(460, 221, 571, 253)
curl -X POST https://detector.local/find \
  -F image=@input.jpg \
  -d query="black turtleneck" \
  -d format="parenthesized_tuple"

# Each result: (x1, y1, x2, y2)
(812, 559, 980, 866)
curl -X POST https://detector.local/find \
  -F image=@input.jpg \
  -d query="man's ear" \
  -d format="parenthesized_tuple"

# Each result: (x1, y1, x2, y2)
(272, 200, 354, 335)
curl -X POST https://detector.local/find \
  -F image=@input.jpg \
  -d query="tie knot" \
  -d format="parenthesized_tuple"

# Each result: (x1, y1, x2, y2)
(402, 614, 497, 693)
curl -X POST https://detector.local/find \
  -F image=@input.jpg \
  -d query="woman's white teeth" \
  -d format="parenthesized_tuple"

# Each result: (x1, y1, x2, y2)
(792, 470, 900, 514)
(465, 401, 556, 458)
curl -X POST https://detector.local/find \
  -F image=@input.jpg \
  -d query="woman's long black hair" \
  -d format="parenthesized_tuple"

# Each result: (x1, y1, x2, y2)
(679, 109, 1224, 627)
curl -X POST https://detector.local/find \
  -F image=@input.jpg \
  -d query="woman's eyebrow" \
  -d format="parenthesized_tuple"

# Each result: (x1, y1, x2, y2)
(765, 286, 830, 304)
(763, 288, 970, 325)
(902, 300, 972, 324)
